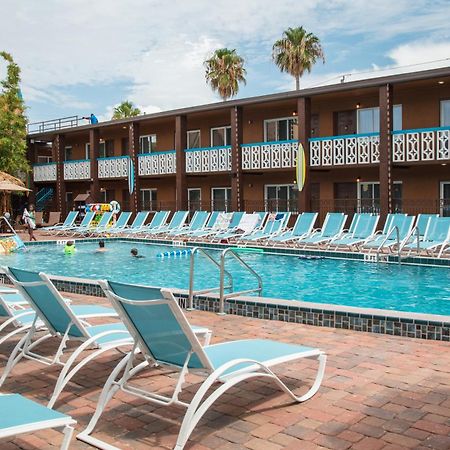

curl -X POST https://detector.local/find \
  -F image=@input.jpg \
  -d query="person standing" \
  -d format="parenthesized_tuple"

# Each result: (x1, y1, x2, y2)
(22, 204, 37, 241)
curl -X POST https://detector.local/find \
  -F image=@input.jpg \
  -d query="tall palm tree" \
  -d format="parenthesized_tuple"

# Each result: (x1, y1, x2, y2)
(272, 27, 325, 90)
(112, 101, 141, 119)
(204, 48, 246, 101)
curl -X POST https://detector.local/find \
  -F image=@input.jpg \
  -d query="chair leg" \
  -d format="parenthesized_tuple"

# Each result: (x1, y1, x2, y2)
(0, 325, 30, 347)
(60, 424, 75, 450)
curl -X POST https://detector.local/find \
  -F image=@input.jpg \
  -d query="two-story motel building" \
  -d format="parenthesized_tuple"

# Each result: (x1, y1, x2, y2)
(27, 66, 450, 225)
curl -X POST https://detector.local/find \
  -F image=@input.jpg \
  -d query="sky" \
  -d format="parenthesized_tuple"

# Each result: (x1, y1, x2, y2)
(1, 0, 449, 124)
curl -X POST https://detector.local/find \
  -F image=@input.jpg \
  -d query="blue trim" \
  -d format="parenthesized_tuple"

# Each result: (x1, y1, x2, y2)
(33, 162, 57, 167)
(309, 132, 379, 142)
(138, 150, 176, 156)
(63, 159, 90, 164)
(393, 126, 450, 135)
(241, 139, 297, 147)
(97, 155, 130, 161)
(184, 145, 231, 153)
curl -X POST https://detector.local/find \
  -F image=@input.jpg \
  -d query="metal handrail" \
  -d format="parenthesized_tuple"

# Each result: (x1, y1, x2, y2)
(400, 225, 420, 254)
(0, 216, 17, 235)
(376, 225, 401, 264)
(219, 248, 263, 314)
(188, 247, 232, 309)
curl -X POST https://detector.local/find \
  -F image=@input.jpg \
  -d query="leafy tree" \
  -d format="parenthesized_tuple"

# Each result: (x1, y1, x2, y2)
(0, 52, 29, 175)
(204, 48, 246, 101)
(112, 101, 141, 119)
(272, 27, 325, 90)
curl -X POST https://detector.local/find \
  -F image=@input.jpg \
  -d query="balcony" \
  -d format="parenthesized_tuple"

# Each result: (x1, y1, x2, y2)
(33, 162, 57, 182)
(138, 151, 176, 176)
(63, 160, 90, 180)
(185, 146, 231, 173)
(98, 156, 129, 179)
(241, 140, 297, 170)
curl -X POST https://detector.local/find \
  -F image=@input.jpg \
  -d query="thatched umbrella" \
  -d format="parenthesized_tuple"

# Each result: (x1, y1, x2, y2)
(0, 171, 30, 214)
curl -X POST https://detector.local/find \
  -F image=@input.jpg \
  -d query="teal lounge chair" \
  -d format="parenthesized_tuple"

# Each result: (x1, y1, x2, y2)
(42, 211, 78, 234)
(168, 211, 210, 236)
(60, 211, 95, 236)
(268, 212, 318, 245)
(328, 214, 380, 250)
(112, 211, 150, 235)
(211, 212, 245, 241)
(239, 212, 291, 242)
(77, 280, 326, 450)
(296, 212, 348, 248)
(0, 393, 76, 449)
(216, 212, 267, 242)
(144, 211, 189, 236)
(186, 211, 227, 240)
(95, 211, 132, 235)
(127, 211, 169, 235)
(75, 212, 113, 236)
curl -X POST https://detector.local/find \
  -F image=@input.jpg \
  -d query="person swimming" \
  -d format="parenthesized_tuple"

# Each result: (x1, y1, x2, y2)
(96, 240, 107, 252)
(64, 241, 76, 254)
(130, 248, 145, 258)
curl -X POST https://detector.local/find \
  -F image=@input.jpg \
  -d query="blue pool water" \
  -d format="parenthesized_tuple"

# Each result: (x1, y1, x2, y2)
(0, 241, 449, 316)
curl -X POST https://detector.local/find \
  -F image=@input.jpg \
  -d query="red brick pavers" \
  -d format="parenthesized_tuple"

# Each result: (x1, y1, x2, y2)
(0, 291, 449, 449)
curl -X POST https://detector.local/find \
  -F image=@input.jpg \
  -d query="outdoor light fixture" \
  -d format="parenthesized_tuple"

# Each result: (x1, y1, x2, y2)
(438, 80, 445, 85)
(292, 111, 297, 116)
(356, 103, 361, 109)
(356, 177, 361, 182)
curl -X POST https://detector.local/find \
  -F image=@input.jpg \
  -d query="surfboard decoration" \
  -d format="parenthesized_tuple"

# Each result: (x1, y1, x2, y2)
(128, 156, 134, 195)
(296, 142, 306, 191)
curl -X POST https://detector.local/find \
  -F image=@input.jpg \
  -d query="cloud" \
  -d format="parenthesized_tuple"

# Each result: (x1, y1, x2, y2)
(388, 40, 450, 67)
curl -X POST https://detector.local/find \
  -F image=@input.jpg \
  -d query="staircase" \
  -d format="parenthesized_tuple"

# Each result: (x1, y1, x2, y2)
(36, 187, 54, 211)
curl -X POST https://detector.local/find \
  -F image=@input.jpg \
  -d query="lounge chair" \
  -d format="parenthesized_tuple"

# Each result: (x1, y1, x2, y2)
(267, 212, 318, 245)
(239, 212, 291, 243)
(327, 214, 380, 250)
(168, 211, 210, 237)
(111, 211, 150, 235)
(296, 212, 348, 248)
(95, 211, 132, 235)
(75, 212, 113, 237)
(211, 211, 245, 241)
(41, 211, 78, 233)
(400, 213, 439, 250)
(0, 393, 76, 449)
(43, 211, 62, 227)
(215, 213, 264, 242)
(60, 211, 96, 236)
(144, 211, 189, 237)
(403, 216, 450, 258)
(188, 212, 232, 241)
(126, 211, 169, 235)
(34, 211, 44, 227)
(77, 280, 326, 450)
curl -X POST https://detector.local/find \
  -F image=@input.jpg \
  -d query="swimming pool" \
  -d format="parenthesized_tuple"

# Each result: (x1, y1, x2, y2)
(0, 241, 449, 316)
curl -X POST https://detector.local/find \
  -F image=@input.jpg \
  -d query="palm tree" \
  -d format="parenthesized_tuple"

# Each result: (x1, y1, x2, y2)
(204, 48, 246, 101)
(112, 101, 141, 119)
(272, 27, 325, 90)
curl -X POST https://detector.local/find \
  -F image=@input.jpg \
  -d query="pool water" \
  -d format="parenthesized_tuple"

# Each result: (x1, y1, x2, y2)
(1, 241, 449, 316)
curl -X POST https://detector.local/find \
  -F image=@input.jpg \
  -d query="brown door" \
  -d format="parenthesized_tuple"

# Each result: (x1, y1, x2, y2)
(334, 110, 357, 135)
(334, 182, 357, 222)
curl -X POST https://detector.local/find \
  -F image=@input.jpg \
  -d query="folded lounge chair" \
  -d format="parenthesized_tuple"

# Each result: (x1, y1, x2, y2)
(217, 213, 263, 242)
(296, 212, 347, 248)
(0, 393, 76, 450)
(144, 211, 189, 236)
(77, 280, 326, 450)
(41, 211, 78, 233)
(268, 212, 318, 245)
(328, 214, 379, 250)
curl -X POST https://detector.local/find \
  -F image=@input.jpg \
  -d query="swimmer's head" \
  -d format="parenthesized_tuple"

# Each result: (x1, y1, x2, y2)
(131, 248, 138, 256)
(98, 240, 105, 248)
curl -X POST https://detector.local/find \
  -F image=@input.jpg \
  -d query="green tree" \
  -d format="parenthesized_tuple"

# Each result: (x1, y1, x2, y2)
(112, 101, 141, 119)
(0, 52, 29, 175)
(272, 27, 325, 90)
(204, 48, 246, 101)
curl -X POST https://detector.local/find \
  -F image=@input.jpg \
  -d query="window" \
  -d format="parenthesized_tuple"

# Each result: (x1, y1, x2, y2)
(37, 155, 52, 163)
(440, 181, 450, 217)
(264, 184, 298, 212)
(64, 146, 72, 161)
(357, 181, 402, 212)
(100, 189, 115, 203)
(187, 130, 201, 149)
(357, 105, 402, 133)
(85, 143, 90, 160)
(65, 192, 73, 204)
(188, 188, 201, 210)
(210, 127, 231, 146)
(139, 135, 157, 153)
(121, 137, 129, 156)
(440, 100, 450, 127)
(99, 139, 114, 158)
(211, 187, 231, 211)
(264, 117, 298, 142)
(141, 188, 157, 211)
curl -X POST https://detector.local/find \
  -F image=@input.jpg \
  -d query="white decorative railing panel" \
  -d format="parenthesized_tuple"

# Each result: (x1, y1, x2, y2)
(33, 163, 57, 182)
(138, 151, 176, 176)
(241, 140, 297, 170)
(185, 146, 231, 173)
(63, 160, 90, 180)
(98, 156, 129, 178)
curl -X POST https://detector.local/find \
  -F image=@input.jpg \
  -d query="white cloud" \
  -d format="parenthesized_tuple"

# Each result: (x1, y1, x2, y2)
(388, 40, 450, 67)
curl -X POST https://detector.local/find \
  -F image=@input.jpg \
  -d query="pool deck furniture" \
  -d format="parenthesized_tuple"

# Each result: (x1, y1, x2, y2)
(184, 211, 230, 240)
(266, 212, 318, 245)
(238, 212, 291, 243)
(0, 393, 76, 449)
(74, 211, 114, 237)
(42, 211, 62, 228)
(77, 280, 326, 450)
(216, 213, 265, 242)
(144, 211, 189, 237)
(112, 211, 150, 235)
(59, 211, 96, 237)
(34, 211, 44, 227)
(168, 211, 211, 237)
(125, 210, 169, 236)
(41, 211, 78, 234)
(209, 211, 246, 241)
(94, 211, 132, 236)
(296, 212, 348, 248)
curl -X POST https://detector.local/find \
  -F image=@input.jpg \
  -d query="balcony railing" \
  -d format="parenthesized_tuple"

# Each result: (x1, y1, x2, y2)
(33, 162, 57, 182)
(138, 151, 176, 176)
(63, 160, 91, 180)
(241, 140, 297, 170)
(393, 126, 450, 162)
(185, 146, 231, 173)
(27, 115, 84, 134)
(98, 156, 129, 178)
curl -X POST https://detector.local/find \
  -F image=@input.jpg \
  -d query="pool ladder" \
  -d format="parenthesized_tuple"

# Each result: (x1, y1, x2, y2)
(375, 225, 401, 265)
(188, 247, 263, 314)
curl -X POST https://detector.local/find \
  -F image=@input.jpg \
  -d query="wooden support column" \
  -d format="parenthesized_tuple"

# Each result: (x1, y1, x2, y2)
(175, 115, 187, 211)
(26, 139, 36, 205)
(297, 97, 311, 213)
(231, 106, 243, 211)
(89, 129, 100, 202)
(54, 134, 66, 216)
(379, 84, 393, 223)
(129, 122, 140, 214)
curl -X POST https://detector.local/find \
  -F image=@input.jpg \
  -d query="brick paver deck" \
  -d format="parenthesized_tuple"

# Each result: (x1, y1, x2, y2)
(1, 290, 449, 450)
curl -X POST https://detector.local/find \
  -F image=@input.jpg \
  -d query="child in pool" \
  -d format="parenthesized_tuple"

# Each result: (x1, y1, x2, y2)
(130, 248, 145, 258)
(96, 241, 107, 252)
(64, 241, 76, 254)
